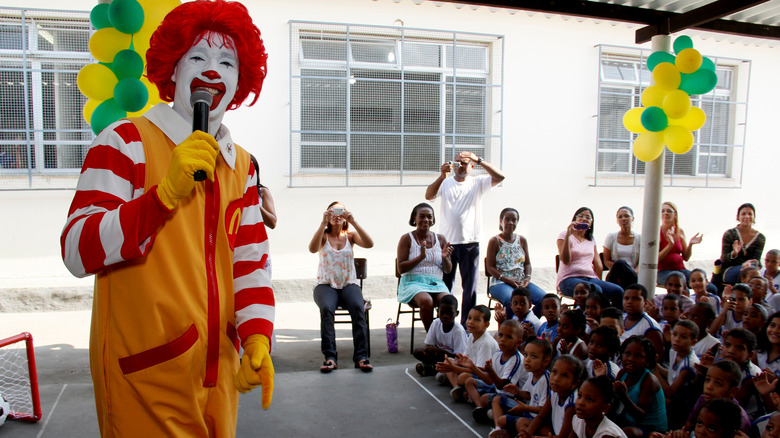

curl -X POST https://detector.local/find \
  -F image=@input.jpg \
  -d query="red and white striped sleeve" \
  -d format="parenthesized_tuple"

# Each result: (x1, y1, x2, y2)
(60, 120, 170, 278)
(232, 163, 275, 344)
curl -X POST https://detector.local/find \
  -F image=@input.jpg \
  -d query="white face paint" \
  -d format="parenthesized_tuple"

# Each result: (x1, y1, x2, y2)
(171, 33, 239, 136)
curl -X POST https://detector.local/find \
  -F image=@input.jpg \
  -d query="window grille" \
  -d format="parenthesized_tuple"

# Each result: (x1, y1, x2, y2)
(0, 8, 93, 190)
(595, 45, 749, 188)
(290, 21, 503, 187)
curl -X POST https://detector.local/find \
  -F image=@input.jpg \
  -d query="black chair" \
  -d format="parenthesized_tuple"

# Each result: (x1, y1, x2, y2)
(333, 257, 370, 357)
(485, 257, 498, 308)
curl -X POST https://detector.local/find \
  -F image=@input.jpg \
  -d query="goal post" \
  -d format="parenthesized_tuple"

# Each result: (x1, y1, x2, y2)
(0, 332, 42, 423)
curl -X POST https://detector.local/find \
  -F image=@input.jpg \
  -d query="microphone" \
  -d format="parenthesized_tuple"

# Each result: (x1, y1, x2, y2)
(190, 90, 213, 182)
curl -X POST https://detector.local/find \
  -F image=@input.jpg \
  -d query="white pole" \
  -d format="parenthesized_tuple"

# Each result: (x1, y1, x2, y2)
(637, 34, 671, 300)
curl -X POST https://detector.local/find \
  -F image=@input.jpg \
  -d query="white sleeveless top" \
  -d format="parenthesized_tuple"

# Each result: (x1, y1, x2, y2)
(316, 237, 358, 289)
(406, 232, 444, 278)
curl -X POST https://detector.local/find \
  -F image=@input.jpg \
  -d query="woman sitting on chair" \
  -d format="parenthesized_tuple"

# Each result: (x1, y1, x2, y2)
(397, 202, 453, 331)
(309, 201, 374, 373)
(486, 207, 546, 318)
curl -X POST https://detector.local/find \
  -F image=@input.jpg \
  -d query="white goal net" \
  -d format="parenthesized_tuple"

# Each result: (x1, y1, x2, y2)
(0, 333, 41, 422)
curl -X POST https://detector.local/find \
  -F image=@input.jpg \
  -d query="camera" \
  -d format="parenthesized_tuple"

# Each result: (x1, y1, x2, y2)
(450, 161, 460, 169)
(574, 223, 590, 230)
(331, 207, 344, 216)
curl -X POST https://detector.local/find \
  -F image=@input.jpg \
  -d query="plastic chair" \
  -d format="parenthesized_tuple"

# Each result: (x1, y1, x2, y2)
(485, 257, 498, 308)
(394, 259, 426, 353)
(333, 257, 371, 357)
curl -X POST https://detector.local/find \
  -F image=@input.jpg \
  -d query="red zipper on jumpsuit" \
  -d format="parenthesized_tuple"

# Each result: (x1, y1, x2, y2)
(204, 176, 220, 387)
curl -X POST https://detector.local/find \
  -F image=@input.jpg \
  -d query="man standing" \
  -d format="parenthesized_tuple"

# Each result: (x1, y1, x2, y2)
(61, 2, 273, 436)
(425, 151, 504, 325)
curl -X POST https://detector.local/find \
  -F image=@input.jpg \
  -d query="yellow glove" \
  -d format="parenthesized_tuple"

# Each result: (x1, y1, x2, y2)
(234, 334, 274, 409)
(156, 131, 219, 210)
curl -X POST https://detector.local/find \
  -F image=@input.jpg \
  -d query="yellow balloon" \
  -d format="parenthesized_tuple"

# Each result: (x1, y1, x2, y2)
(83, 98, 101, 124)
(641, 86, 668, 108)
(653, 62, 681, 90)
(77, 63, 118, 101)
(138, 0, 180, 32)
(662, 90, 692, 119)
(89, 28, 132, 63)
(140, 75, 167, 104)
(668, 106, 706, 131)
(675, 48, 703, 74)
(622, 107, 647, 134)
(664, 125, 694, 154)
(633, 132, 665, 162)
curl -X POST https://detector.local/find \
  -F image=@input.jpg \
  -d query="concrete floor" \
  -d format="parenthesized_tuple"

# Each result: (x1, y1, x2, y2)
(0, 299, 498, 437)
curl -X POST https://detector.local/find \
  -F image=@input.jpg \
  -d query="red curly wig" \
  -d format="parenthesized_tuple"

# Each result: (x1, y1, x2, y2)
(146, 0, 268, 110)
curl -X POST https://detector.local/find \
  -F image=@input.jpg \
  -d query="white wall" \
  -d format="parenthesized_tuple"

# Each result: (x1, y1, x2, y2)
(2, 0, 779, 289)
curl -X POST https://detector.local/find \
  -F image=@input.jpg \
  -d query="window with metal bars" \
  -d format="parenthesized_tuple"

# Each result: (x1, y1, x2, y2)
(0, 8, 92, 190)
(290, 22, 503, 187)
(595, 45, 749, 188)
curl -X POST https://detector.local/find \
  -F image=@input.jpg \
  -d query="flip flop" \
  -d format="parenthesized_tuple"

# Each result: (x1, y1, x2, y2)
(355, 359, 373, 372)
(320, 359, 337, 373)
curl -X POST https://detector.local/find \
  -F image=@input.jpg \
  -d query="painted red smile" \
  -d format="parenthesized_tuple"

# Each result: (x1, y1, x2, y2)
(191, 78, 226, 111)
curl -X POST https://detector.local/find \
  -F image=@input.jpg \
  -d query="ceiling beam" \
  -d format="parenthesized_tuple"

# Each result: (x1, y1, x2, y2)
(635, 0, 772, 43)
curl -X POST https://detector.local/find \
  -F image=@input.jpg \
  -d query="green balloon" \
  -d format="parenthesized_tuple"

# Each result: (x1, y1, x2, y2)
(91, 99, 127, 135)
(112, 50, 144, 79)
(114, 78, 148, 112)
(647, 51, 676, 72)
(679, 69, 718, 95)
(640, 106, 668, 132)
(700, 56, 716, 72)
(673, 35, 694, 54)
(90, 3, 112, 30)
(108, 0, 145, 35)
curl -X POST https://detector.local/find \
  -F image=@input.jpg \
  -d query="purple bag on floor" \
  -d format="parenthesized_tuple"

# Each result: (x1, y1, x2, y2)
(386, 319, 398, 353)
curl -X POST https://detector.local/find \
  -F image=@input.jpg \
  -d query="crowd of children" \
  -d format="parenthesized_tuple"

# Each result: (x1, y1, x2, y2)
(412, 258, 780, 438)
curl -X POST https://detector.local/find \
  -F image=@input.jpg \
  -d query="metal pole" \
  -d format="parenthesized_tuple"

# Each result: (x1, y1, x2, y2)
(637, 34, 670, 299)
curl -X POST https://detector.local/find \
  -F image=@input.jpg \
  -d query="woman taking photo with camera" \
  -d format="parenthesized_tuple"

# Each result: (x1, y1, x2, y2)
(309, 201, 374, 373)
(557, 207, 624, 308)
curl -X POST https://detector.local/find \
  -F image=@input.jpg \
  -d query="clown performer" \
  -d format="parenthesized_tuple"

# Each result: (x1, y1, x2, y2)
(60, 1, 274, 436)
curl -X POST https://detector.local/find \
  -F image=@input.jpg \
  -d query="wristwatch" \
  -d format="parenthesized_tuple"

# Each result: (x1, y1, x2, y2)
(476, 157, 483, 165)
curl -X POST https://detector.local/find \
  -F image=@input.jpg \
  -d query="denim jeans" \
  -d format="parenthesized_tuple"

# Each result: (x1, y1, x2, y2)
(559, 277, 624, 309)
(488, 281, 546, 319)
(313, 283, 367, 363)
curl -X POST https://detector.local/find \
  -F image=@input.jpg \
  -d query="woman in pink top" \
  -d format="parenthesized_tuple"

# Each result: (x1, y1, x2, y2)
(557, 207, 624, 309)
(657, 201, 702, 287)
(309, 201, 374, 373)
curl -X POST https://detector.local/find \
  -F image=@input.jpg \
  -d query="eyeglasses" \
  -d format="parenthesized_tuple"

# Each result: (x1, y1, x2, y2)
(575, 214, 592, 221)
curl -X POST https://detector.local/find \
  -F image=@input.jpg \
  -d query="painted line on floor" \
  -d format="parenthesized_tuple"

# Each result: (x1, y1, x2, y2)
(36, 383, 66, 438)
(404, 368, 481, 438)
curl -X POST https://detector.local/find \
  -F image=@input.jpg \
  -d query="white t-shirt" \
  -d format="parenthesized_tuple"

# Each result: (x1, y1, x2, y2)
(585, 358, 619, 379)
(521, 371, 549, 419)
(435, 174, 492, 244)
(668, 349, 699, 385)
(620, 313, 661, 343)
(514, 311, 542, 334)
(572, 415, 627, 438)
(491, 350, 529, 394)
(692, 333, 721, 358)
(722, 309, 744, 333)
(756, 350, 780, 378)
(555, 337, 586, 359)
(761, 268, 780, 294)
(424, 318, 468, 355)
(466, 332, 499, 368)
(551, 389, 577, 435)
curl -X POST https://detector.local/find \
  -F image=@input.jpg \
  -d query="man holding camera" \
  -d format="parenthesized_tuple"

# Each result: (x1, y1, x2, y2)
(425, 151, 505, 325)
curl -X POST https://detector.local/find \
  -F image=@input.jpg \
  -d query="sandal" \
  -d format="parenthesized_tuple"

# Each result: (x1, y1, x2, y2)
(355, 359, 373, 372)
(320, 359, 337, 373)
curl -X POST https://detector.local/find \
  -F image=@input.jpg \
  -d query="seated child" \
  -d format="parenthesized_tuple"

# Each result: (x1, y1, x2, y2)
(494, 287, 542, 339)
(756, 411, 780, 438)
(538, 293, 561, 341)
(720, 328, 762, 419)
(621, 284, 664, 363)
(756, 311, 780, 378)
(751, 276, 771, 306)
(654, 398, 744, 438)
(744, 303, 769, 339)
(572, 376, 627, 438)
(599, 307, 624, 338)
(492, 339, 552, 438)
(573, 281, 596, 311)
(437, 305, 498, 391)
(689, 302, 721, 358)
(413, 294, 467, 376)
(659, 294, 682, 366)
(553, 310, 588, 361)
(518, 354, 584, 438)
(462, 320, 527, 422)
(764, 249, 780, 297)
(681, 359, 751, 433)
(690, 268, 721, 314)
(711, 283, 751, 337)
(653, 271, 695, 314)
(586, 326, 621, 379)
(654, 319, 700, 429)
(614, 336, 668, 438)
(585, 291, 611, 334)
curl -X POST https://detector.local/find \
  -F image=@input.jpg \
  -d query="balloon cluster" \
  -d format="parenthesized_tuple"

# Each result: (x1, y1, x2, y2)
(622, 36, 718, 162)
(77, 0, 181, 135)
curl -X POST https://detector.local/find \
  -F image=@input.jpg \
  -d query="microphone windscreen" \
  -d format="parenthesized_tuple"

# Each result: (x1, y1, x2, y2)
(190, 90, 213, 107)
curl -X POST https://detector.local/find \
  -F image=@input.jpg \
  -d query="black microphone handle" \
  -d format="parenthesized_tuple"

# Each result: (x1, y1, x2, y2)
(192, 100, 210, 181)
